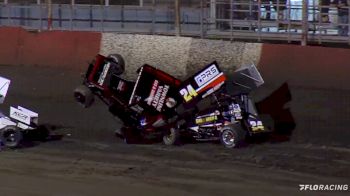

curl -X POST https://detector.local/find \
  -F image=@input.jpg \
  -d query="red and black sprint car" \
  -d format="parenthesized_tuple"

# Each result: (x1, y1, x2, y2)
(74, 54, 271, 148)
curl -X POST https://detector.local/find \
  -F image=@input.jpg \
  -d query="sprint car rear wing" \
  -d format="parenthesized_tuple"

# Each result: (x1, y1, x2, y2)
(0, 76, 10, 104)
(230, 64, 264, 96)
(10, 106, 39, 128)
(179, 61, 227, 108)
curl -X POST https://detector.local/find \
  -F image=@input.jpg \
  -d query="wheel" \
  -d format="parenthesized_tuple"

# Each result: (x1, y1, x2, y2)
(220, 125, 245, 148)
(162, 127, 180, 146)
(74, 85, 94, 108)
(108, 54, 125, 75)
(0, 126, 23, 148)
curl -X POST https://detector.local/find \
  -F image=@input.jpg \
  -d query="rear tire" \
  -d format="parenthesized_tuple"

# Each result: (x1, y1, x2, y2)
(0, 126, 23, 148)
(220, 125, 245, 148)
(108, 54, 125, 75)
(74, 85, 94, 108)
(163, 127, 180, 146)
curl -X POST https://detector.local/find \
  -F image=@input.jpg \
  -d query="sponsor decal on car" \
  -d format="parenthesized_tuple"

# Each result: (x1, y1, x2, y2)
(10, 107, 31, 125)
(98, 63, 111, 86)
(179, 63, 226, 103)
(179, 85, 198, 102)
(147, 80, 159, 105)
(147, 80, 170, 112)
(195, 115, 218, 124)
(195, 64, 220, 87)
(249, 120, 264, 132)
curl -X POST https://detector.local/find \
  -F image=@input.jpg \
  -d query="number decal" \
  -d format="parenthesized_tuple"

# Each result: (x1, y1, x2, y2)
(249, 121, 257, 127)
(249, 120, 265, 131)
(180, 85, 198, 102)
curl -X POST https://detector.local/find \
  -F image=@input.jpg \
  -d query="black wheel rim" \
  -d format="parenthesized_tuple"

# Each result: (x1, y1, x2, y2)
(3, 130, 18, 146)
(223, 131, 235, 146)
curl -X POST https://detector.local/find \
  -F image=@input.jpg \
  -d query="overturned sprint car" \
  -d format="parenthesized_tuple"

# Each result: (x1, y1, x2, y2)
(74, 54, 272, 148)
(0, 76, 41, 148)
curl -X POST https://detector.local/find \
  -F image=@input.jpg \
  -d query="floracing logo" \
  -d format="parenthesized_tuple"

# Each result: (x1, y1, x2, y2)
(299, 184, 348, 191)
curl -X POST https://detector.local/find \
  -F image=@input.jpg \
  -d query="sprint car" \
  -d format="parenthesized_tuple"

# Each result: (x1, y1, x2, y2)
(74, 54, 271, 148)
(0, 76, 40, 148)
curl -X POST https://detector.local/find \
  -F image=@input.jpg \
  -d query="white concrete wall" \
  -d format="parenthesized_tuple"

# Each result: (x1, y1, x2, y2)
(100, 33, 262, 80)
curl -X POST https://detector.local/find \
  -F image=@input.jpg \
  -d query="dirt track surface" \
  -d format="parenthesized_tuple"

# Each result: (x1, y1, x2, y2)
(0, 65, 349, 195)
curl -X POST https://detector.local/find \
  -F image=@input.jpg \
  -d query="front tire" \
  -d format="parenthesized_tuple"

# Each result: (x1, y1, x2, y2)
(74, 85, 94, 108)
(220, 125, 245, 148)
(163, 127, 180, 146)
(0, 126, 23, 148)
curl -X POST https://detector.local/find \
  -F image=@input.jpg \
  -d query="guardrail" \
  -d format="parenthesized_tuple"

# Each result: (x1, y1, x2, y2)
(1, 1, 350, 45)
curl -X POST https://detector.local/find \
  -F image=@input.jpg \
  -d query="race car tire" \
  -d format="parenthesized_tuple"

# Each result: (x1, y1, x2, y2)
(163, 127, 180, 146)
(220, 125, 245, 148)
(0, 125, 23, 148)
(74, 85, 94, 108)
(108, 54, 125, 75)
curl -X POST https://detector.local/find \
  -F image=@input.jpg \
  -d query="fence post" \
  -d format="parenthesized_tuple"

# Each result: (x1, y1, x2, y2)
(210, 0, 216, 30)
(175, 0, 181, 36)
(230, 0, 233, 41)
(121, 0, 124, 28)
(89, 4, 93, 28)
(258, 0, 262, 42)
(102, 4, 105, 32)
(47, 0, 53, 30)
(301, 0, 308, 46)
(70, 0, 74, 30)
(200, 0, 204, 38)
(39, 0, 43, 30)
(151, 0, 156, 34)
(6, 0, 11, 26)
(348, 5, 350, 44)
(58, 4, 62, 28)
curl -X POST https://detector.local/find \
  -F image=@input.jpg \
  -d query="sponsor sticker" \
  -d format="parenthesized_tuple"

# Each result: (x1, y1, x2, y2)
(98, 62, 111, 86)
(147, 80, 159, 105)
(147, 80, 170, 112)
(194, 64, 220, 87)
(10, 107, 31, 125)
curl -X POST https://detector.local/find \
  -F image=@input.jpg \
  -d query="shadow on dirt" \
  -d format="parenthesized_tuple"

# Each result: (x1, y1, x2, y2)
(112, 83, 296, 148)
(20, 124, 64, 148)
(255, 82, 296, 143)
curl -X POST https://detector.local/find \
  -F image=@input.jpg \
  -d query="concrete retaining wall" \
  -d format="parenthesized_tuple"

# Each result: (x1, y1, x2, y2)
(100, 33, 262, 79)
(259, 44, 350, 90)
(100, 33, 193, 79)
(0, 27, 101, 70)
